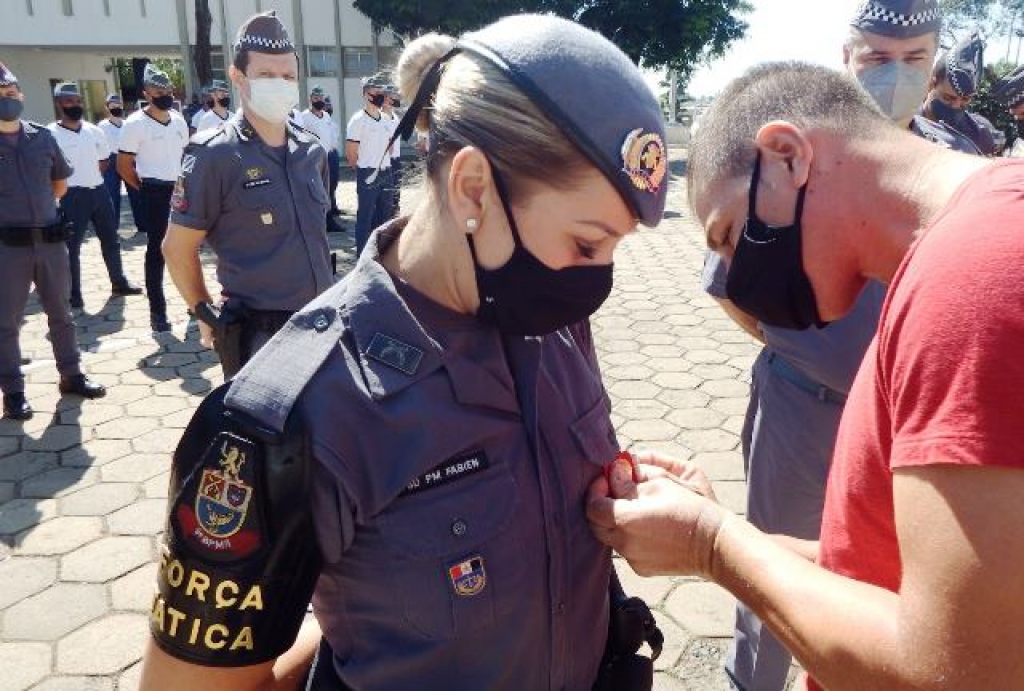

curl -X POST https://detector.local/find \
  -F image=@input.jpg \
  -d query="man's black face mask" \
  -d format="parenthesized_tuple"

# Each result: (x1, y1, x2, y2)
(724, 152, 827, 331)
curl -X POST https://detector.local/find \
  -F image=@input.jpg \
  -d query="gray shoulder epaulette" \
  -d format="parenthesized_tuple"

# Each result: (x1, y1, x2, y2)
(224, 283, 350, 435)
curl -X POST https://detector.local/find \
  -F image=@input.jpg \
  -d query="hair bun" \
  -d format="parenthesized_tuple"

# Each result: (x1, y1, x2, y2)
(397, 33, 457, 129)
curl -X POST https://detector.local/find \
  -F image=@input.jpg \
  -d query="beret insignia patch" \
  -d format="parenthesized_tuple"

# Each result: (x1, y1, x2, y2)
(621, 128, 666, 194)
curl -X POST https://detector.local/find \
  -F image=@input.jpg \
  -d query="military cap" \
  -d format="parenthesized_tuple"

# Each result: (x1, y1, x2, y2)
(143, 63, 173, 89)
(0, 62, 17, 87)
(233, 10, 295, 54)
(105, 92, 122, 104)
(53, 82, 80, 98)
(310, 86, 325, 97)
(457, 14, 667, 226)
(851, 0, 942, 38)
(945, 34, 984, 98)
(209, 79, 230, 92)
(992, 64, 1024, 108)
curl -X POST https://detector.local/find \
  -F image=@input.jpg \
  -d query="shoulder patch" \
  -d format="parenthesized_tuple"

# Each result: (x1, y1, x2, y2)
(172, 432, 264, 562)
(365, 333, 424, 376)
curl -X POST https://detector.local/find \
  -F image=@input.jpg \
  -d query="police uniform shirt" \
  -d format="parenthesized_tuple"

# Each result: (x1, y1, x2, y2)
(0, 122, 73, 227)
(97, 118, 122, 154)
(911, 115, 983, 155)
(168, 114, 333, 312)
(120, 109, 189, 182)
(297, 108, 336, 150)
(195, 108, 234, 133)
(47, 120, 109, 189)
(346, 109, 392, 169)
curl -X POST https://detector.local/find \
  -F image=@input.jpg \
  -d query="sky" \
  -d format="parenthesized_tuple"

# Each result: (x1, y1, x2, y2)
(681, 0, 1024, 99)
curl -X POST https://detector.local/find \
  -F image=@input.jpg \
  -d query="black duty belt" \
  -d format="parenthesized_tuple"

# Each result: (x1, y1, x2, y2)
(141, 178, 176, 188)
(0, 224, 66, 246)
(246, 309, 294, 334)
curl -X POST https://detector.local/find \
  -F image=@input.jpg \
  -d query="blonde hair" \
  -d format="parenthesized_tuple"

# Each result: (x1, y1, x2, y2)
(396, 33, 589, 201)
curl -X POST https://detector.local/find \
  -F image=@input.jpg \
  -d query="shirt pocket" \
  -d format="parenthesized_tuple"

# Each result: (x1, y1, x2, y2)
(568, 394, 621, 502)
(375, 465, 523, 640)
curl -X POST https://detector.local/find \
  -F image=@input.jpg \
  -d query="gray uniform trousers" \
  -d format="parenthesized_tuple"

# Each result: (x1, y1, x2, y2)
(60, 185, 127, 302)
(725, 350, 843, 691)
(0, 241, 82, 394)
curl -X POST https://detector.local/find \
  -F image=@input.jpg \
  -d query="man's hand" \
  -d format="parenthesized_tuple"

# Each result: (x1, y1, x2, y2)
(588, 450, 728, 578)
(198, 320, 216, 350)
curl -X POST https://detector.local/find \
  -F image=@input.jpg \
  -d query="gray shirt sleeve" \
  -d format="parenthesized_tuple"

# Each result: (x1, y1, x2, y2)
(169, 144, 221, 232)
(701, 249, 729, 299)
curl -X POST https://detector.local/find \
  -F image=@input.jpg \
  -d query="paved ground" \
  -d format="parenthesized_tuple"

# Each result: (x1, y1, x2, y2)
(0, 156, 765, 691)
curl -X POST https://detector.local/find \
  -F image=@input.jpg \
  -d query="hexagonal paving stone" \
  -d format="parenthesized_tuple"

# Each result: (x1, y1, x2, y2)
(61, 535, 153, 582)
(0, 452, 59, 482)
(0, 641, 51, 690)
(141, 472, 170, 499)
(680, 429, 738, 454)
(0, 556, 58, 609)
(100, 454, 169, 483)
(29, 676, 113, 691)
(117, 661, 143, 691)
(711, 481, 747, 515)
(672, 638, 732, 691)
(620, 419, 681, 443)
(131, 428, 186, 454)
(0, 498, 58, 536)
(609, 380, 662, 400)
(13, 516, 103, 556)
(690, 452, 745, 482)
(110, 563, 158, 612)
(56, 613, 148, 675)
(20, 467, 98, 499)
(106, 499, 166, 536)
(0, 435, 20, 458)
(59, 439, 132, 468)
(664, 582, 737, 638)
(93, 416, 159, 441)
(652, 372, 702, 391)
(130, 396, 188, 418)
(665, 408, 726, 431)
(60, 483, 139, 516)
(23, 425, 90, 453)
(1, 582, 107, 640)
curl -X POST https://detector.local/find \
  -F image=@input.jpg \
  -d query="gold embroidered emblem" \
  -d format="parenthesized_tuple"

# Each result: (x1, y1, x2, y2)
(260, 213, 273, 225)
(621, 128, 667, 194)
(245, 167, 263, 180)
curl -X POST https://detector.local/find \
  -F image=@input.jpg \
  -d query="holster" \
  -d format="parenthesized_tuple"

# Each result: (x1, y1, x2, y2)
(196, 299, 248, 378)
(593, 570, 665, 691)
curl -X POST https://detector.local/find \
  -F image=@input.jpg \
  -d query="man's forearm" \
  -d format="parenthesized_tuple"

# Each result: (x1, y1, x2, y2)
(116, 155, 141, 189)
(713, 518, 905, 690)
(163, 242, 212, 310)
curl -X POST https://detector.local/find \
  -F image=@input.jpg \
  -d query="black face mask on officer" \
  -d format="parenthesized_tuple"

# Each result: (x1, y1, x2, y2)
(928, 97, 972, 133)
(724, 152, 825, 331)
(468, 168, 614, 336)
(312, 99, 325, 111)
(0, 97, 23, 122)
(368, 93, 386, 108)
(217, 96, 231, 108)
(109, 107, 123, 118)
(151, 94, 175, 111)
(61, 104, 84, 121)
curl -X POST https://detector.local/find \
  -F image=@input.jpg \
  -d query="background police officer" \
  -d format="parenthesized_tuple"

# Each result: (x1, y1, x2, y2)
(117, 63, 189, 332)
(992, 64, 1024, 157)
(922, 34, 1000, 155)
(194, 79, 233, 133)
(48, 82, 142, 311)
(97, 93, 132, 228)
(346, 76, 392, 256)
(704, 3, 973, 689)
(0, 62, 105, 420)
(163, 11, 333, 378)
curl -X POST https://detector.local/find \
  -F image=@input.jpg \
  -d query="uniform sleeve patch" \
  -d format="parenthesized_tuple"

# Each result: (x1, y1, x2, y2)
(171, 175, 188, 212)
(173, 432, 263, 561)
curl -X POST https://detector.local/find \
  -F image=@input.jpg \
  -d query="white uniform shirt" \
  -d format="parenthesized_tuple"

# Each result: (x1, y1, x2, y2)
(47, 121, 109, 188)
(383, 111, 402, 159)
(190, 108, 208, 130)
(97, 118, 123, 155)
(119, 109, 189, 182)
(195, 108, 233, 133)
(346, 109, 392, 169)
(298, 108, 337, 151)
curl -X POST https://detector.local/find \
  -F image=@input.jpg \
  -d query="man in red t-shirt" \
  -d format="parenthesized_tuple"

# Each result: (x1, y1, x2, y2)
(588, 61, 1024, 689)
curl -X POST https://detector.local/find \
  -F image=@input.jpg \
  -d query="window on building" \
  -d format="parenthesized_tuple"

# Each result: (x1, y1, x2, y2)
(140, 0, 146, 18)
(103, 0, 110, 16)
(306, 46, 339, 78)
(210, 48, 227, 83)
(26, 0, 34, 16)
(62, 0, 73, 16)
(344, 48, 376, 78)
(377, 46, 401, 73)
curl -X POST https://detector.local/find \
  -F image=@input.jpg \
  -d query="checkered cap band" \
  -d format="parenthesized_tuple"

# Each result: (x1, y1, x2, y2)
(0, 62, 17, 86)
(855, 2, 941, 28)
(236, 34, 293, 52)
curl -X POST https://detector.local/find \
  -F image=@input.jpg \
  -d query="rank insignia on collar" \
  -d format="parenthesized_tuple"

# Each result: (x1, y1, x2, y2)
(175, 432, 263, 561)
(245, 167, 263, 180)
(448, 556, 486, 597)
(621, 128, 667, 194)
(365, 333, 424, 376)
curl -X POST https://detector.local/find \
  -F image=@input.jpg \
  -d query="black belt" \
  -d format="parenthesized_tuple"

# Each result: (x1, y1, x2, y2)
(246, 309, 294, 333)
(0, 223, 66, 246)
(141, 178, 175, 188)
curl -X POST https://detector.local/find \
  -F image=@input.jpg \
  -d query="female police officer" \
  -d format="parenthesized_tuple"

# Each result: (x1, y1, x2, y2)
(139, 13, 667, 691)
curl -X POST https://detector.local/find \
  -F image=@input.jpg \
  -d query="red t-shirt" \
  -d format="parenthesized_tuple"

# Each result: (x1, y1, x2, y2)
(810, 161, 1024, 690)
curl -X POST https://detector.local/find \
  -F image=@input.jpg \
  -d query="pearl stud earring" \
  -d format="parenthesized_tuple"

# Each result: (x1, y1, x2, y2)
(466, 218, 479, 232)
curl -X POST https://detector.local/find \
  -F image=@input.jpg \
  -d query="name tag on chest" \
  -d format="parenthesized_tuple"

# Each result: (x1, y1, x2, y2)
(400, 450, 490, 497)
(243, 178, 272, 190)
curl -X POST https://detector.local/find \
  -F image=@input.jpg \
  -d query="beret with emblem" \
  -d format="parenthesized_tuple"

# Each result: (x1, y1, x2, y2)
(850, 0, 942, 38)
(53, 81, 80, 98)
(234, 10, 295, 55)
(992, 64, 1024, 109)
(0, 61, 19, 87)
(945, 33, 984, 98)
(143, 63, 173, 89)
(458, 14, 667, 226)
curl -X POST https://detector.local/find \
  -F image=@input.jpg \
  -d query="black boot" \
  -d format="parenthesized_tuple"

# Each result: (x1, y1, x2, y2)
(111, 280, 143, 296)
(151, 313, 172, 332)
(3, 392, 33, 420)
(59, 374, 107, 399)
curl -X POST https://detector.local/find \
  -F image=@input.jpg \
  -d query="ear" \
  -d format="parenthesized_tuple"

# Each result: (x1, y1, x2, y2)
(754, 121, 813, 189)
(445, 147, 494, 232)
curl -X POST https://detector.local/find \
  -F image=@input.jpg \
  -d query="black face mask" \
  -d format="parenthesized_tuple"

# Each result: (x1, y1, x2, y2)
(62, 105, 84, 121)
(725, 152, 825, 331)
(217, 96, 230, 108)
(152, 94, 175, 111)
(468, 170, 614, 336)
(0, 97, 23, 122)
(368, 93, 386, 107)
(312, 100, 325, 111)
(109, 107, 124, 118)
(929, 98, 971, 133)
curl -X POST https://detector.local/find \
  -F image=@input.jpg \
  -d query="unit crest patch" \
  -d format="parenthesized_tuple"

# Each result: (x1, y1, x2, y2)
(448, 555, 487, 597)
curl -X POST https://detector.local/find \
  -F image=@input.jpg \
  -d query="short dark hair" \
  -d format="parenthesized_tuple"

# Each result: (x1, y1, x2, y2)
(931, 57, 947, 83)
(687, 61, 890, 212)
(233, 49, 300, 74)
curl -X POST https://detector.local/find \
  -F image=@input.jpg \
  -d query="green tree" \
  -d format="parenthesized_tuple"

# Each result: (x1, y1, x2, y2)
(194, 0, 214, 90)
(974, 59, 1019, 146)
(352, 0, 750, 76)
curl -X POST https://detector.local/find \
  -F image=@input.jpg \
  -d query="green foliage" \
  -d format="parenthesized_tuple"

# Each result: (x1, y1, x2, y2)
(974, 59, 1019, 146)
(353, 0, 750, 75)
(938, 0, 1024, 45)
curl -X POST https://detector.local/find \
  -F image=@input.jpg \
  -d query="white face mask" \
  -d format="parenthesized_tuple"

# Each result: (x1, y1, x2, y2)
(245, 77, 298, 123)
(855, 61, 931, 123)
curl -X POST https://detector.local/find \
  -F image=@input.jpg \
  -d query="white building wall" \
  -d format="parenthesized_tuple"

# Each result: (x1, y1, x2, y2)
(0, 0, 180, 47)
(0, 47, 113, 123)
